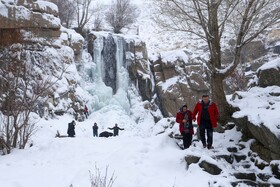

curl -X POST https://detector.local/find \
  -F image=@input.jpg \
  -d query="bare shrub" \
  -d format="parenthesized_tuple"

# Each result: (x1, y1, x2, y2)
(74, 0, 94, 34)
(105, 0, 140, 33)
(93, 13, 103, 31)
(0, 45, 66, 155)
(89, 166, 116, 187)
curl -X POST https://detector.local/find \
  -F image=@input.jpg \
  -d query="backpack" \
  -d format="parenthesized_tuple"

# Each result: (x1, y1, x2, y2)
(183, 111, 191, 133)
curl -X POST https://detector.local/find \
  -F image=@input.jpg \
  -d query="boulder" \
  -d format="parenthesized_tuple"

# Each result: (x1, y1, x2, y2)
(216, 154, 234, 164)
(233, 172, 256, 181)
(231, 181, 258, 187)
(257, 66, 280, 87)
(235, 116, 280, 161)
(233, 153, 247, 163)
(184, 155, 200, 166)
(222, 40, 267, 65)
(199, 160, 222, 175)
(271, 163, 280, 180)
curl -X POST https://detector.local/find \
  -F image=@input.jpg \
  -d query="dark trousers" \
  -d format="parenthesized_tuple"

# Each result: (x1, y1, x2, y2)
(200, 120, 213, 146)
(182, 132, 192, 149)
(84, 111, 88, 119)
(93, 131, 98, 137)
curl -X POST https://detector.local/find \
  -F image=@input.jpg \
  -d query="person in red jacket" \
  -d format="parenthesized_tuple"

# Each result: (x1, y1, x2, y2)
(84, 105, 89, 119)
(192, 95, 219, 149)
(176, 104, 194, 149)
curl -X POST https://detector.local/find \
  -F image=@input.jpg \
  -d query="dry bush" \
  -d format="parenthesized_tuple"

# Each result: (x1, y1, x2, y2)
(105, 0, 140, 33)
(89, 166, 116, 187)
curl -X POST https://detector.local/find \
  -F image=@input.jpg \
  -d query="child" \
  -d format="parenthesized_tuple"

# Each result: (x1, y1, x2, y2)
(176, 105, 194, 149)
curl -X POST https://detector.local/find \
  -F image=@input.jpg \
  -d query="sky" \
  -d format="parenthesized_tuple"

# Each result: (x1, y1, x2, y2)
(0, 0, 280, 187)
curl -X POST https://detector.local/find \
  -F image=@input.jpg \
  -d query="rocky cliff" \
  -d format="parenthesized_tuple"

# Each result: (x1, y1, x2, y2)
(0, 0, 85, 119)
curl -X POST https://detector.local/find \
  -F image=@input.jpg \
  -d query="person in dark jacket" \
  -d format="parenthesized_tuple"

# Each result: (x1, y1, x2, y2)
(92, 122, 98, 137)
(192, 94, 219, 149)
(108, 123, 124, 136)
(176, 104, 194, 149)
(99, 131, 113, 138)
(67, 120, 76, 137)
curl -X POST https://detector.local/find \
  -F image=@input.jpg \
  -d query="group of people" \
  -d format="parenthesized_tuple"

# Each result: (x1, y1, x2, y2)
(92, 123, 125, 137)
(176, 94, 219, 150)
(68, 95, 218, 150)
(66, 120, 124, 138)
(66, 104, 126, 137)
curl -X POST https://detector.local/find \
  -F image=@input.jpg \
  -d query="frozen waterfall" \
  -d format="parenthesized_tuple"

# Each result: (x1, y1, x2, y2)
(87, 33, 130, 113)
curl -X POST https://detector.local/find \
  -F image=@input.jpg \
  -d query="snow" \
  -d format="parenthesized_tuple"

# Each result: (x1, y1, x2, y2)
(257, 57, 280, 71)
(229, 86, 280, 137)
(1, 0, 280, 186)
(0, 113, 245, 187)
(0, 2, 8, 18)
(160, 76, 179, 91)
(160, 49, 189, 64)
(35, 0, 58, 13)
(61, 27, 84, 43)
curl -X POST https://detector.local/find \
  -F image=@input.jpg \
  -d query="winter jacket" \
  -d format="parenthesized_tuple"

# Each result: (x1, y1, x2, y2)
(84, 105, 88, 112)
(192, 100, 219, 128)
(92, 124, 98, 134)
(99, 131, 113, 138)
(67, 122, 75, 137)
(108, 126, 124, 136)
(176, 109, 194, 135)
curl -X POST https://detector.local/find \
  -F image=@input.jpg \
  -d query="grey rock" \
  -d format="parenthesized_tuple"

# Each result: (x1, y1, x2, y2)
(257, 67, 280, 87)
(199, 160, 222, 175)
(233, 172, 257, 181)
(185, 155, 200, 166)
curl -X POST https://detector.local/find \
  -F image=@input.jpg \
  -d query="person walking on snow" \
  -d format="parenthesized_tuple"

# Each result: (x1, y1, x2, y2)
(92, 122, 98, 137)
(84, 105, 89, 119)
(176, 104, 194, 149)
(192, 94, 219, 149)
(108, 123, 124, 136)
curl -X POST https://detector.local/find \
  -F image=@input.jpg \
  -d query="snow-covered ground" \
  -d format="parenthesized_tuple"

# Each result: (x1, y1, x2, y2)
(1, 0, 280, 186)
(0, 112, 244, 187)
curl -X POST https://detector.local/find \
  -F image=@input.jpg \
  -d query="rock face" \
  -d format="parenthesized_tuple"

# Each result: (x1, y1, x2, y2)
(126, 39, 153, 101)
(0, 0, 60, 30)
(0, 0, 84, 118)
(151, 54, 209, 117)
(234, 115, 280, 161)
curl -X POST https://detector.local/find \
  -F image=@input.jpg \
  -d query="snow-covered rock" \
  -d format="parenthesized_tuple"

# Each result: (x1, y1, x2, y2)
(0, 0, 60, 29)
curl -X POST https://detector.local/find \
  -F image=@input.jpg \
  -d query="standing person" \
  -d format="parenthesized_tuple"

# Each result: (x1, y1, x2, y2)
(192, 94, 219, 149)
(176, 104, 194, 149)
(92, 122, 98, 137)
(84, 105, 89, 119)
(108, 123, 124, 136)
(67, 120, 76, 137)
